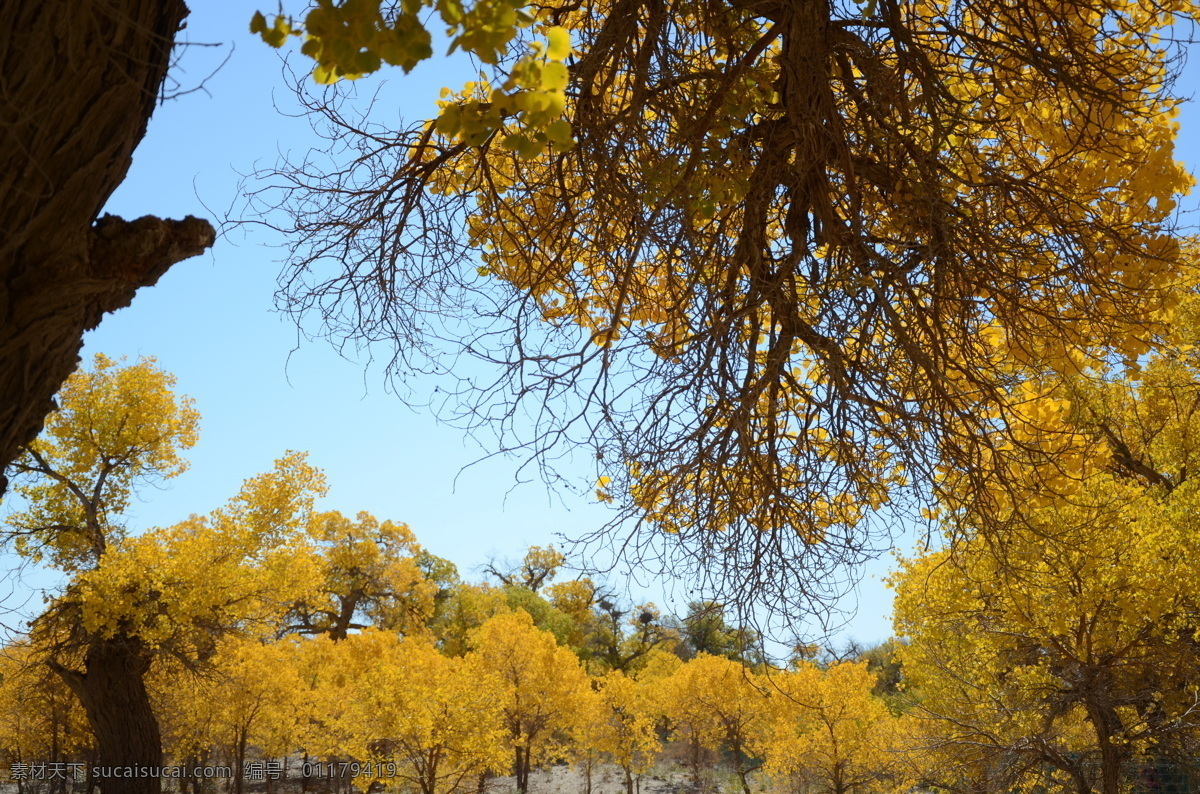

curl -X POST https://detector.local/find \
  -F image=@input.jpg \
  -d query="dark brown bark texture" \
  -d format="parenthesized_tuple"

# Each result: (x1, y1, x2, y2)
(0, 0, 215, 495)
(51, 636, 163, 794)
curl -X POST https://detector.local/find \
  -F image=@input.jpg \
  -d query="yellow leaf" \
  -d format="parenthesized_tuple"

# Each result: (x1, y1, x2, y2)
(546, 27, 572, 61)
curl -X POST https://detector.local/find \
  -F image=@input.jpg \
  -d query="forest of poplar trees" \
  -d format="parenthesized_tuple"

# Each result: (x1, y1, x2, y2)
(4, 0, 1200, 791)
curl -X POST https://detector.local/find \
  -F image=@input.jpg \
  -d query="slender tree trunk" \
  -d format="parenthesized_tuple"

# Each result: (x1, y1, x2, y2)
(688, 737, 703, 790)
(0, 0, 214, 493)
(51, 636, 162, 794)
(232, 729, 248, 794)
(513, 747, 529, 793)
(187, 753, 203, 794)
(51, 701, 64, 794)
(420, 751, 437, 794)
(832, 759, 847, 794)
(1086, 699, 1127, 794)
(730, 736, 751, 794)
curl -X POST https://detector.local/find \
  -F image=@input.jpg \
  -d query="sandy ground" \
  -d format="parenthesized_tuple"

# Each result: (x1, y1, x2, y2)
(481, 763, 761, 793)
(0, 761, 762, 794)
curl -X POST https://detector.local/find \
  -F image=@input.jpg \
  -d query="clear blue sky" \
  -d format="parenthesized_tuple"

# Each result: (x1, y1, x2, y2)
(19, 1, 1200, 649)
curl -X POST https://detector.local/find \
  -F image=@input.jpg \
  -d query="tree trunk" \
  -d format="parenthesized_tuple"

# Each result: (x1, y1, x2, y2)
(187, 753, 204, 794)
(0, 0, 214, 494)
(688, 738, 704, 790)
(232, 729, 248, 794)
(51, 635, 162, 794)
(1085, 698, 1128, 794)
(513, 747, 529, 793)
(732, 744, 751, 794)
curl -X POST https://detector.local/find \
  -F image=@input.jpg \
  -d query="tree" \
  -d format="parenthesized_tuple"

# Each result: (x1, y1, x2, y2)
(417, 550, 463, 630)
(429, 582, 512, 657)
(0, 2, 215, 491)
(573, 671, 661, 794)
(467, 610, 591, 792)
(660, 653, 769, 793)
(3, 354, 199, 794)
(153, 638, 306, 794)
(892, 487, 1200, 794)
(0, 641, 93, 792)
(283, 510, 438, 641)
(3, 356, 323, 794)
(287, 631, 401, 765)
(758, 661, 912, 794)
(672, 601, 762, 665)
(255, 0, 1195, 620)
(855, 639, 906, 702)
(484, 545, 566, 594)
(892, 289, 1200, 794)
(331, 633, 508, 794)
(574, 591, 676, 674)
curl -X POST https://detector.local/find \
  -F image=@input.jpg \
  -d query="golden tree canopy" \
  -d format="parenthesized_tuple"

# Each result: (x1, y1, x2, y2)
(256, 0, 1198, 618)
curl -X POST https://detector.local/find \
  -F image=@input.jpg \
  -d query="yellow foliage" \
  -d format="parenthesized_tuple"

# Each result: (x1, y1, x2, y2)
(153, 637, 306, 767)
(467, 610, 591, 785)
(68, 452, 325, 652)
(6, 354, 199, 572)
(758, 662, 913, 793)
(288, 510, 437, 639)
(431, 582, 512, 656)
(572, 670, 661, 780)
(893, 455, 1200, 790)
(298, 630, 507, 793)
(255, 0, 1200, 615)
(256, 0, 575, 157)
(0, 641, 92, 767)
(659, 653, 769, 791)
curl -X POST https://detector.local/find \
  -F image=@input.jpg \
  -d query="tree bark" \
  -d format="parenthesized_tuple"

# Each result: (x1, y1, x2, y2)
(1085, 698, 1127, 794)
(51, 635, 162, 794)
(0, 0, 215, 494)
(513, 747, 529, 793)
(730, 736, 752, 794)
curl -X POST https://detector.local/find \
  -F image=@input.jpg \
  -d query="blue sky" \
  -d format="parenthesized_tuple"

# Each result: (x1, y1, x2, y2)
(18, 1, 1200, 649)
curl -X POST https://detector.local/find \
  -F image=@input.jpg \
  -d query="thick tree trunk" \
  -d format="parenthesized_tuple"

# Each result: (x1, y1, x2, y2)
(51, 636, 162, 794)
(0, 0, 215, 494)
